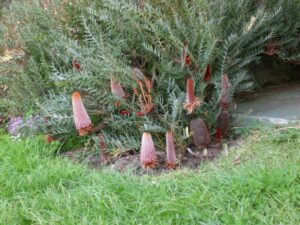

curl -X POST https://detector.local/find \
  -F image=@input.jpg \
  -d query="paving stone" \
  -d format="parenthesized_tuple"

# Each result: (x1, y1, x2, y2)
(233, 81, 300, 125)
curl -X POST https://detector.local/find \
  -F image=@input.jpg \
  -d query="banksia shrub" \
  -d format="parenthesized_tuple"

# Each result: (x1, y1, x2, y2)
(72, 92, 92, 136)
(140, 132, 157, 169)
(1, 0, 300, 161)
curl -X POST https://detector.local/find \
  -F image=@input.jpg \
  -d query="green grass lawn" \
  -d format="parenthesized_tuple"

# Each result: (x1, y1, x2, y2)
(0, 128, 299, 225)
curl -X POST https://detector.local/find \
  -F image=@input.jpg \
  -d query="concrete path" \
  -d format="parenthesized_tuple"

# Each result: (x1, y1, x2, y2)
(233, 81, 300, 125)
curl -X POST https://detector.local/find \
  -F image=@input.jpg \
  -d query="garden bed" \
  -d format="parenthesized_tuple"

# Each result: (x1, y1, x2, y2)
(61, 137, 243, 174)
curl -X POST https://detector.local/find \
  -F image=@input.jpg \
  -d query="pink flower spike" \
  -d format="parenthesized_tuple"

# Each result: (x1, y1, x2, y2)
(220, 74, 230, 110)
(221, 74, 229, 91)
(183, 77, 201, 114)
(140, 132, 157, 169)
(165, 131, 177, 169)
(111, 77, 126, 98)
(72, 92, 92, 136)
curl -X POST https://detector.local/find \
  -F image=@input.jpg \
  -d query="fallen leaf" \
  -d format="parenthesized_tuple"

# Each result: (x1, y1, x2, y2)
(234, 155, 241, 165)
(187, 148, 200, 158)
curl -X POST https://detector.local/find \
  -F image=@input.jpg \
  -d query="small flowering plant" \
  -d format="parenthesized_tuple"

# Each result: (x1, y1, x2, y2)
(7, 116, 23, 137)
(7, 115, 42, 139)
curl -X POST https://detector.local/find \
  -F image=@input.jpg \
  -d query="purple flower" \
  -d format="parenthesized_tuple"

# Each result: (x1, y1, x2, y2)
(7, 115, 41, 137)
(7, 117, 23, 136)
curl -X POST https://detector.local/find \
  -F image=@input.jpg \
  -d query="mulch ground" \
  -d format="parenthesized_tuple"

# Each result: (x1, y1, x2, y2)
(62, 137, 243, 175)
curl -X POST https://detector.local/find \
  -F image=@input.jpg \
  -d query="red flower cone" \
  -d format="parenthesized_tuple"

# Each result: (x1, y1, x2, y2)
(183, 77, 201, 114)
(165, 131, 177, 169)
(136, 111, 144, 117)
(120, 109, 130, 115)
(216, 127, 222, 143)
(72, 59, 81, 70)
(203, 64, 211, 82)
(111, 77, 126, 98)
(140, 132, 157, 169)
(185, 54, 192, 67)
(72, 92, 92, 136)
(45, 134, 55, 143)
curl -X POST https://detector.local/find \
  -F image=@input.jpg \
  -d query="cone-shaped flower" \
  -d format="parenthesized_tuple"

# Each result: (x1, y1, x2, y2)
(111, 77, 126, 98)
(185, 54, 192, 67)
(165, 131, 177, 169)
(72, 92, 92, 136)
(220, 74, 230, 110)
(217, 109, 231, 138)
(140, 132, 157, 169)
(190, 118, 211, 149)
(203, 64, 211, 82)
(183, 77, 201, 114)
